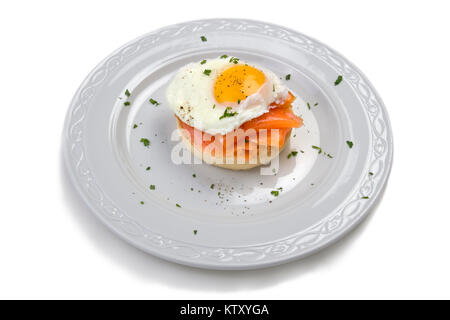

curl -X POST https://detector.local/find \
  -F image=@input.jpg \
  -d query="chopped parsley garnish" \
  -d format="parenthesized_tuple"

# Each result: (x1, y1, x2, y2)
(192, 173, 196, 178)
(346, 140, 354, 149)
(229, 57, 239, 64)
(176, 203, 181, 208)
(219, 107, 238, 120)
(149, 184, 156, 190)
(287, 151, 298, 159)
(312, 145, 322, 154)
(285, 74, 291, 80)
(146, 166, 151, 171)
(361, 196, 369, 199)
(213, 104, 216, 109)
(200, 36, 207, 42)
(203, 69, 212, 76)
(308, 102, 319, 110)
(193, 230, 198, 235)
(125, 89, 131, 97)
(369, 172, 374, 176)
(270, 190, 279, 197)
(124, 101, 131, 106)
(149, 98, 160, 106)
(140, 201, 144, 205)
(140, 138, 150, 147)
(237, 99, 241, 104)
(334, 75, 343, 86)
(312, 146, 334, 158)
(200, 59, 207, 65)
(210, 184, 215, 189)
(133, 124, 138, 129)
(220, 54, 228, 59)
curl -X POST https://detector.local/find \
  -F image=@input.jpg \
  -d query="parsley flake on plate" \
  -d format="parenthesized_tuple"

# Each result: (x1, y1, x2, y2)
(124, 101, 130, 106)
(200, 59, 207, 65)
(149, 185, 156, 190)
(334, 75, 343, 86)
(285, 74, 291, 80)
(312, 145, 322, 154)
(203, 69, 212, 76)
(149, 98, 160, 106)
(140, 138, 150, 147)
(200, 36, 207, 42)
(287, 151, 298, 159)
(346, 140, 354, 149)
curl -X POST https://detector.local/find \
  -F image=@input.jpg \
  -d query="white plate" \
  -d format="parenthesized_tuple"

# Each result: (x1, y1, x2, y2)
(63, 19, 393, 270)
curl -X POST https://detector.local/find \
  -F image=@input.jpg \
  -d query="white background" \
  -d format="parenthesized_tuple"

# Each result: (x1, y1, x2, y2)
(1, 0, 449, 299)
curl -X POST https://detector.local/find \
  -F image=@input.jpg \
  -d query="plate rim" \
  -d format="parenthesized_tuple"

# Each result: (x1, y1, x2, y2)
(63, 18, 394, 270)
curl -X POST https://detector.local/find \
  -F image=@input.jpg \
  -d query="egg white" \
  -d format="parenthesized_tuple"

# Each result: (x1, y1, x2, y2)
(166, 58, 288, 135)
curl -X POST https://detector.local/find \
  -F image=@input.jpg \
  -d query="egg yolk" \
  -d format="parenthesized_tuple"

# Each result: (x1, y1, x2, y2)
(214, 65, 266, 104)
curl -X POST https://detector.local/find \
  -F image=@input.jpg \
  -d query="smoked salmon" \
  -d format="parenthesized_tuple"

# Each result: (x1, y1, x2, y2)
(177, 91, 302, 152)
